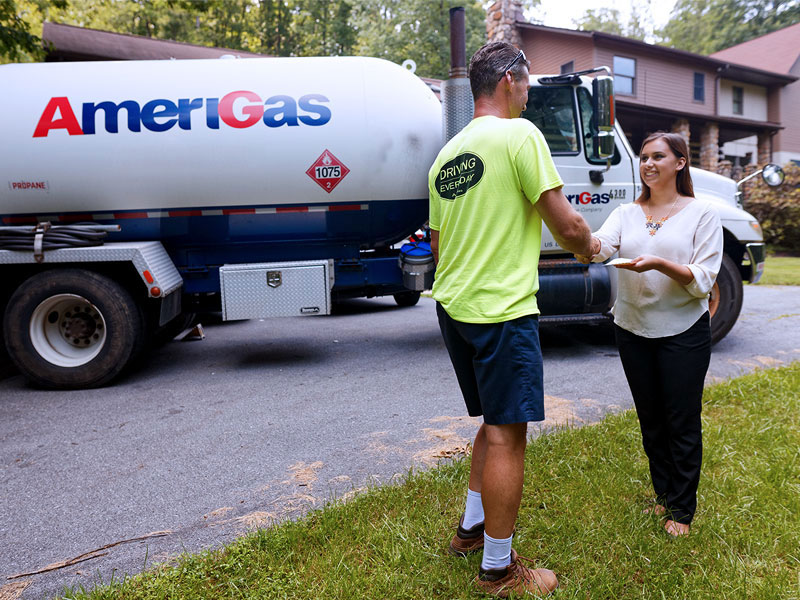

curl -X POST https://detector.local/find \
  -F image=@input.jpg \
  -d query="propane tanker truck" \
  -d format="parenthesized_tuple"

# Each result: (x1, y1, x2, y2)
(0, 28, 774, 389)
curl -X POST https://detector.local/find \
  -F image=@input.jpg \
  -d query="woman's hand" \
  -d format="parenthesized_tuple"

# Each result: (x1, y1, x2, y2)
(615, 254, 695, 286)
(614, 254, 663, 272)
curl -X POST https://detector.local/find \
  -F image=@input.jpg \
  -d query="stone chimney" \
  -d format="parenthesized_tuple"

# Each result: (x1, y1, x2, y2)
(486, 0, 523, 47)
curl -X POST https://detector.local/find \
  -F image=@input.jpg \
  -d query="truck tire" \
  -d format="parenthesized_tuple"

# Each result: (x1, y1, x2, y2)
(393, 291, 421, 307)
(3, 269, 144, 389)
(0, 313, 14, 380)
(709, 254, 743, 345)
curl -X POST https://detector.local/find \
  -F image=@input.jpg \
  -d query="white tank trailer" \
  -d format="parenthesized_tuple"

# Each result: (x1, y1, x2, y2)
(0, 56, 443, 388)
(0, 57, 441, 246)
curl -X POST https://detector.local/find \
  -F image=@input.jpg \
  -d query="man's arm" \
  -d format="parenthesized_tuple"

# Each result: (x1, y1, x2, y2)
(430, 228, 439, 265)
(535, 187, 596, 257)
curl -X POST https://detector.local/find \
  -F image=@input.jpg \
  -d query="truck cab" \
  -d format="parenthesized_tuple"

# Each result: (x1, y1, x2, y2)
(523, 71, 765, 343)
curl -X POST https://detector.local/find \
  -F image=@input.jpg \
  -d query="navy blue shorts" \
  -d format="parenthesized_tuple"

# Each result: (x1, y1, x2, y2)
(436, 303, 544, 425)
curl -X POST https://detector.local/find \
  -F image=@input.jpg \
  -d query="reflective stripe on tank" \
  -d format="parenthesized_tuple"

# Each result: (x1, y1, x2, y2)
(0, 203, 369, 225)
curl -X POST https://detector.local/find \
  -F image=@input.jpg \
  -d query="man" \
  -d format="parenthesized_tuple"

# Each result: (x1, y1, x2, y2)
(428, 41, 598, 597)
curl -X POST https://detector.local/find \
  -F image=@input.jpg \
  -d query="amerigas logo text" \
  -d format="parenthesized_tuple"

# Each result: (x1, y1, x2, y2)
(33, 91, 331, 137)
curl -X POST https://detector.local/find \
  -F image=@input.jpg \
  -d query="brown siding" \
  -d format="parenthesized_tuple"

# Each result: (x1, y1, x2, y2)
(521, 30, 594, 75)
(594, 45, 717, 116)
(774, 78, 800, 154)
(767, 85, 781, 124)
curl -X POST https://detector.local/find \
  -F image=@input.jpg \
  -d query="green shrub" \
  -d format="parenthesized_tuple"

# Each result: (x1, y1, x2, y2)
(743, 162, 800, 250)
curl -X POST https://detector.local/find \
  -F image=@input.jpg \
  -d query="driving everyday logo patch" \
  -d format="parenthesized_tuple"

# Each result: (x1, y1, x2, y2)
(435, 152, 484, 200)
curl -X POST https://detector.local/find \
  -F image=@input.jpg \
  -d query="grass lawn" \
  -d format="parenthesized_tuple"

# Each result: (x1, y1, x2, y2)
(65, 364, 800, 600)
(757, 255, 800, 286)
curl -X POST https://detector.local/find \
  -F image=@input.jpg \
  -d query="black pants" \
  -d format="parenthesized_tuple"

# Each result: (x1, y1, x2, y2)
(614, 313, 711, 525)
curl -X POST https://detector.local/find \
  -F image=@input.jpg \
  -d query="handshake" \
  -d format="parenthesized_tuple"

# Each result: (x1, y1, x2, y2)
(574, 235, 601, 264)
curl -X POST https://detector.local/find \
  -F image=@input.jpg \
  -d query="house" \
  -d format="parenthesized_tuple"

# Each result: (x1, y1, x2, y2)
(485, 0, 797, 174)
(710, 22, 800, 167)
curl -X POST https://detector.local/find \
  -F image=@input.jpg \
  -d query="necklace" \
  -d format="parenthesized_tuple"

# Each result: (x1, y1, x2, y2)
(644, 195, 680, 236)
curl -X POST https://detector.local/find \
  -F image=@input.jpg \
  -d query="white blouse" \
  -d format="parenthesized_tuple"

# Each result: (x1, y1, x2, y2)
(592, 199, 723, 338)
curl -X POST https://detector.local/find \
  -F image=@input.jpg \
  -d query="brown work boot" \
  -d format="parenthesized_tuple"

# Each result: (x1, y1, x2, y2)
(474, 549, 558, 597)
(447, 514, 484, 556)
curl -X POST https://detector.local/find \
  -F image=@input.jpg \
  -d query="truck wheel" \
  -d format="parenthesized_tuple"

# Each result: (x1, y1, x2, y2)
(393, 291, 421, 307)
(708, 254, 743, 345)
(3, 269, 144, 389)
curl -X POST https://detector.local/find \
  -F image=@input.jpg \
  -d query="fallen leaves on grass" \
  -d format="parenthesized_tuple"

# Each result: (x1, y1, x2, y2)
(541, 395, 585, 428)
(235, 511, 276, 529)
(753, 355, 784, 367)
(286, 461, 324, 488)
(203, 507, 234, 520)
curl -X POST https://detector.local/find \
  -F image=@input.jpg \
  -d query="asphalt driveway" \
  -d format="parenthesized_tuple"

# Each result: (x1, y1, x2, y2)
(1, 284, 798, 599)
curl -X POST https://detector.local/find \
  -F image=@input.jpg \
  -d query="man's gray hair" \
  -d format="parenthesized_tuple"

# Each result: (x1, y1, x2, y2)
(468, 41, 530, 100)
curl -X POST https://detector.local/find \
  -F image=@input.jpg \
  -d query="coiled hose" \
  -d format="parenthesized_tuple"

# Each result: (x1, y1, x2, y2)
(0, 223, 108, 251)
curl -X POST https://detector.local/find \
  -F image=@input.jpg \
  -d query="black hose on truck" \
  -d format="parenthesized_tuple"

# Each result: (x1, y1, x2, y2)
(0, 222, 119, 262)
(0, 223, 108, 250)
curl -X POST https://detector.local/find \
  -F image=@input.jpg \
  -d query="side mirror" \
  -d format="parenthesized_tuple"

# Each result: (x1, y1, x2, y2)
(736, 163, 786, 189)
(762, 163, 785, 187)
(592, 76, 615, 159)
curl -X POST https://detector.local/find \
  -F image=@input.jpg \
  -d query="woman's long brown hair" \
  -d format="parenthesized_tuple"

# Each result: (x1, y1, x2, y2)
(637, 131, 695, 202)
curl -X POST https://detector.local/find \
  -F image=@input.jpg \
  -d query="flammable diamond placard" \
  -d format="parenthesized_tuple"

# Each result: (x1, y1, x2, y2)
(306, 150, 350, 193)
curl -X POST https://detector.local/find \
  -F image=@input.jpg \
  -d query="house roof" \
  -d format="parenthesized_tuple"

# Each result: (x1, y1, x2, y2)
(515, 22, 798, 87)
(710, 22, 800, 75)
(42, 21, 266, 61)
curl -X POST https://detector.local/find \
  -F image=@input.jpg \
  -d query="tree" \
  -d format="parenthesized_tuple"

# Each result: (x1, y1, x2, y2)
(659, 0, 800, 55)
(73, 0, 257, 50)
(191, 0, 261, 52)
(1, 0, 65, 61)
(295, 0, 356, 56)
(626, 2, 651, 40)
(573, 8, 625, 36)
(29, 0, 205, 45)
(352, 0, 486, 79)
(572, 1, 653, 41)
(1, 0, 39, 60)
(7, 0, 485, 68)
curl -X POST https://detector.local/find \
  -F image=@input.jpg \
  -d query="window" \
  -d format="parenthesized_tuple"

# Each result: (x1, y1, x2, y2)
(577, 87, 621, 165)
(613, 56, 636, 96)
(694, 73, 705, 102)
(560, 61, 574, 75)
(733, 86, 743, 115)
(520, 87, 579, 154)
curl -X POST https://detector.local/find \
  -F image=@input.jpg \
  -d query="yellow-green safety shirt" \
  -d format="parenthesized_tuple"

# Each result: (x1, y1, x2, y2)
(428, 115, 563, 323)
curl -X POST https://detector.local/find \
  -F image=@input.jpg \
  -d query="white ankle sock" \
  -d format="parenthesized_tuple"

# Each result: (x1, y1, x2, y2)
(481, 532, 513, 571)
(462, 489, 484, 529)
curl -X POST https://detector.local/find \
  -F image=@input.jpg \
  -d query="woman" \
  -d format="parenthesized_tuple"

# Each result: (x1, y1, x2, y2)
(577, 132, 723, 536)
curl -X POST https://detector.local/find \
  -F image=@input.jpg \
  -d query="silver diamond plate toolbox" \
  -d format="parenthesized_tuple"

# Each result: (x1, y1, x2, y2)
(219, 260, 334, 321)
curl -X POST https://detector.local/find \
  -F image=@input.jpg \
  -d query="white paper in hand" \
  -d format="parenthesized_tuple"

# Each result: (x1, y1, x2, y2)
(607, 258, 635, 266)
